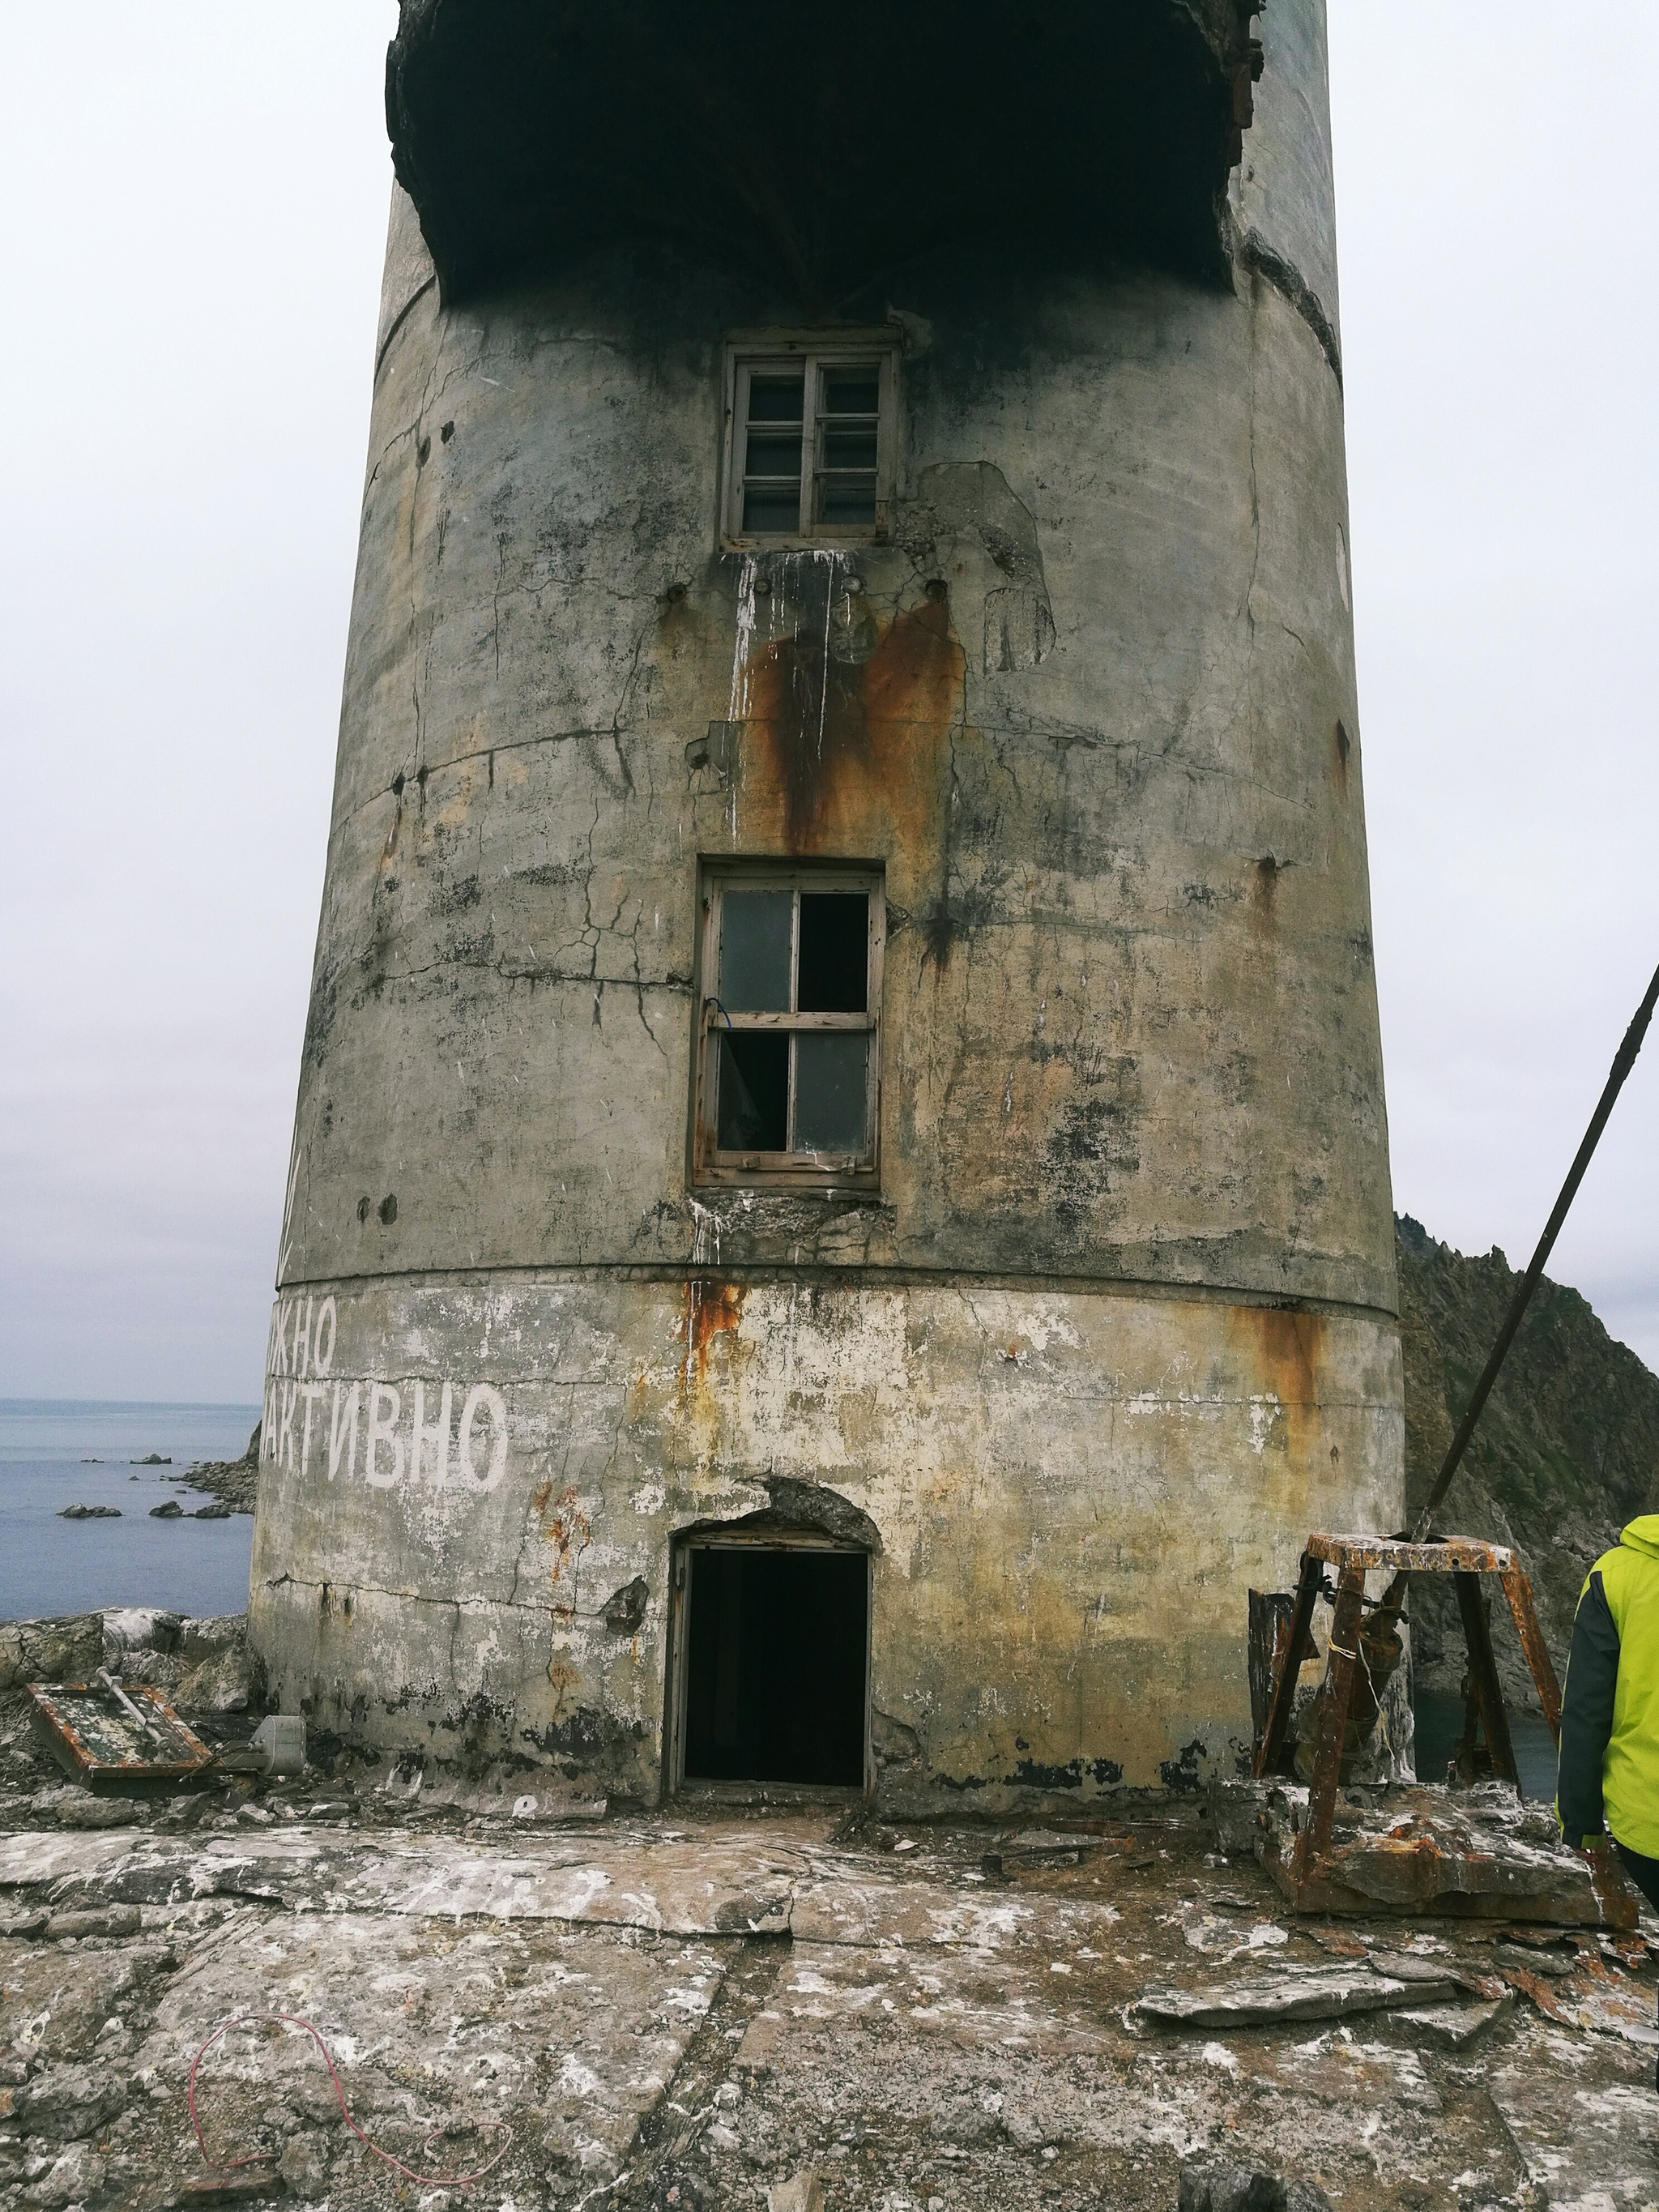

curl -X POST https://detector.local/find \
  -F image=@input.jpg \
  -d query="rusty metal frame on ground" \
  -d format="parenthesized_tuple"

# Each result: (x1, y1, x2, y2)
(27, 1679, 216, 1788)
(1251, 1535, 1574, 1915)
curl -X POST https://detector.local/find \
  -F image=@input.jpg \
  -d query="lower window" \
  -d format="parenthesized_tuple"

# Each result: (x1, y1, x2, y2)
(693, 866, 882, 1189)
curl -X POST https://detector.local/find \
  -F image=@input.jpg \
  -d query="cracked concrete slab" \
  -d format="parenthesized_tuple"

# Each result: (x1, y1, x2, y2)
(1129, 1966, 1456, 2029)
(5, 1795, 1654, 2208)
(11, 1815, 837, 1940)
(141, 1912, 731, 2196)
(0, 1831, 134, 1887)
(1488, 2018, 1659, 2210)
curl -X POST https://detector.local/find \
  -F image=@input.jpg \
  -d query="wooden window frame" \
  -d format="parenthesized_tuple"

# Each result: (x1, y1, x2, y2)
(720, 331, 901, 550)
(691, 862, 884, 1193)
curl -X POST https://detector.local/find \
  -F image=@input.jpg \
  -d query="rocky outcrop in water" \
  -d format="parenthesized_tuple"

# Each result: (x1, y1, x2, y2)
(182, 1421, 260, 1514)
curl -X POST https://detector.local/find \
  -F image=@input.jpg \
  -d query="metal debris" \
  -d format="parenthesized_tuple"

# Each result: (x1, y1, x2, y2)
(1495, 1946, 1659, 2039)
(1252, 1535, 1564, 1906)
(26, 1677, 215, 1789)
(1307, 1924, 1367, 1958)
(1221, 1778, 1638, 1928)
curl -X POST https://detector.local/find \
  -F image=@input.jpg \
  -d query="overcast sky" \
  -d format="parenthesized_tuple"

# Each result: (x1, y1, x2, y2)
(1, 4, 1655, 1403)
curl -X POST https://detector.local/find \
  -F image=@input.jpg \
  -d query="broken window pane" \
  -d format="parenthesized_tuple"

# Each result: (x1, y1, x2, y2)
(744, 432, 804, 477)
(815, 368, 880, 526)
(748, 373, 804, 423)
(796, 893, 868, 1012)
(719, 890, 792, 1011)
(742, 373, 805, 533)
(700, 866, 881, 1185)
(821, 369, 880, 417)
(717, 1031, 789, 1151)
(744, 485, 802, 532)
(817, 476, 878, 525)
(821, 427, 878, 472)
(793, 1032, 868, 1154)
(727, 351, 892, 544)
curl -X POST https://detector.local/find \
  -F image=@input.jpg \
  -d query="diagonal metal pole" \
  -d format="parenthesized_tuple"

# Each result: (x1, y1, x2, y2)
(1412, 957, 1659, 1540)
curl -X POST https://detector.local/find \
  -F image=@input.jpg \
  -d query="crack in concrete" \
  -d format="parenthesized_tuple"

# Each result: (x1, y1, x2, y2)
(261, 1250, 1401, 1327)
(373, 272, 437, 378)
(613, 1937, 789, 2205)
(1239, 227, 1343, 390)
(262, 1569, 623, 1629)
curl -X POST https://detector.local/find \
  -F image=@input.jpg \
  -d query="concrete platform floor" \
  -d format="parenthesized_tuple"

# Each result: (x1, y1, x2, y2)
(2, 1790, 1656, 2210)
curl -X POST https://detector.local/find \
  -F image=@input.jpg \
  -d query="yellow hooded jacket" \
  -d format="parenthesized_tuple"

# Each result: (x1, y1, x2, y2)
(1557, 1515, 1659, 1859)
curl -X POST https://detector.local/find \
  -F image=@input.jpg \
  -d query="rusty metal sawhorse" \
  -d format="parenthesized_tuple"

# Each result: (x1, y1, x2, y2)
(1251, 1534, 1563, 1894)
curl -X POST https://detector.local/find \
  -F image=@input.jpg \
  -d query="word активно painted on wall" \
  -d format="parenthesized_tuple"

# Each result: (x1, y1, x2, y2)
(263, 1294, 509, 1493)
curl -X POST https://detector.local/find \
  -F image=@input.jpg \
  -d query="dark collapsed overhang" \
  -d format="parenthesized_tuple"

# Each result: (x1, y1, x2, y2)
(386, 0, 1264, 307)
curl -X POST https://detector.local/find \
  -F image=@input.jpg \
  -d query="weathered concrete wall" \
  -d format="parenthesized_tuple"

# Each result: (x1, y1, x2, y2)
(1228, 0, 1341, 357)
(251, 0, 1401, 1801)
(251, 1278, 1399, 1804)
(285, 247, 1384, 1303)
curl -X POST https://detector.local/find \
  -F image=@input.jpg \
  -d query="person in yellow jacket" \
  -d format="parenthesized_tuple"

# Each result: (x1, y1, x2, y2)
(1558, 1515, 1659, 1924)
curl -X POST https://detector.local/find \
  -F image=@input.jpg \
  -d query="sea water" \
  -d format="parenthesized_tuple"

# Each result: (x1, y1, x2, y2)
(0, 1400, 259, 1625)
(1412, 1687, 1560, 1803)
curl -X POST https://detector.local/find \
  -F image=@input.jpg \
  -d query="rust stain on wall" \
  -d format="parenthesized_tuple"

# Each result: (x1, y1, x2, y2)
(1227, 1303, 1333, 1515)
(681, 1278, 745, 1390)
(1248, 854, 1281, 934)
(1229, 1304, 1328, 1401)
(742, 591, 966, 852)
(536, 1482, 591, 1608)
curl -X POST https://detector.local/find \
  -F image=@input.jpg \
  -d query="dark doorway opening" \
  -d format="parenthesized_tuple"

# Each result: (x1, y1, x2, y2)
(681, 1543, 868, 1787)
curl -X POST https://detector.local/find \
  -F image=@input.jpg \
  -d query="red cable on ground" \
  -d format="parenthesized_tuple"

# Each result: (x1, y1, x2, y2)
(187, 2010, 514, 2189)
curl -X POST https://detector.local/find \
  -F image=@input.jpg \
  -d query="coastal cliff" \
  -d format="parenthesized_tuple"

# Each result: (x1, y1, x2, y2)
(1398, 1215, 1659, 1712)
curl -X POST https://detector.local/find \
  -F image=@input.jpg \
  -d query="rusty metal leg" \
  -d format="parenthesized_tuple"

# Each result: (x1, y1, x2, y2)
(1248, 1588, 1298, 1761)
(1254, 1554, 1321, 1780)
(1296, 1565, 1365, 1880)
(1455, 1571, 1519, 1787)
(1451, 1671, 1482, 1785)
(1500, 1566, 1563, 1744)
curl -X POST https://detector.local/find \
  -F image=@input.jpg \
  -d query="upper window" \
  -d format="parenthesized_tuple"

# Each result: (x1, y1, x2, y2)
(693, 867, 883, 1189)
(722, 336, 899, 548)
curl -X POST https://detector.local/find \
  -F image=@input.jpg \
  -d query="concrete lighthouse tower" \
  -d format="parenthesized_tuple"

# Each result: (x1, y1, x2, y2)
(251, 0, 1403, 1808)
